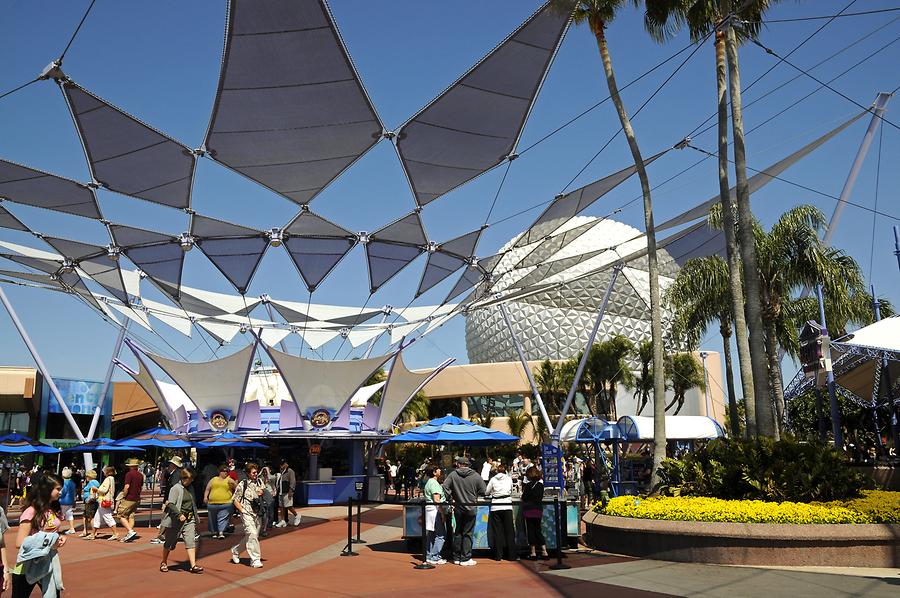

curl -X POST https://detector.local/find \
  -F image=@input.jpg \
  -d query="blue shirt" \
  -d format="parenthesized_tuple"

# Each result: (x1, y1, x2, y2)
(83, 479, 99, 503)
(59, 479, 76, 505)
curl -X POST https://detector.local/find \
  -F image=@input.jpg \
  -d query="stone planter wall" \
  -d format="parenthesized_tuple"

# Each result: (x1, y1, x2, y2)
(582, 511, 900, 567)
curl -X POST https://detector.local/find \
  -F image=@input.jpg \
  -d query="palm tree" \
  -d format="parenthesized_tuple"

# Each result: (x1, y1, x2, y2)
(581, 335, 635, 419)
(401, 390, 430, 423)
(751, 205, 871, 426)
(632, 340, 654, 415)
(553, 0, 667, 484)
(506, 408, 533, 440)
(642, 0, 773, 438)
(534, 359, 565, 414)
(665, 254, 740, 435)
(665, 353, 706, 414)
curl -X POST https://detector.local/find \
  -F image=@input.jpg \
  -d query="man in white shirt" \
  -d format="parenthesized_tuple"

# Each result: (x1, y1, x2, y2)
(480, 457, 493, 482)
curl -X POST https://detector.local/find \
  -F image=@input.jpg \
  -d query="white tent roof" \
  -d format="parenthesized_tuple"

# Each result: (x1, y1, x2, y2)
(617, 415, 725, 441)
(837, 317, 900, 352)
(351, 381, 385, 409)
(376, 352, 452, 432)
(140, 343, 257, 417)
(260, 343, 392, 417)
(559, 417, 618, 443)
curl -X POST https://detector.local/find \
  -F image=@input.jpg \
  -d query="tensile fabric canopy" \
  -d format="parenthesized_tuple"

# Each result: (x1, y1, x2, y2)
(385, 414, 518, 446)
(62, 437, 145, 452)
(113, 427, 193, 449)
(0, 433, 61, 454)
(192, 431, 268, 449)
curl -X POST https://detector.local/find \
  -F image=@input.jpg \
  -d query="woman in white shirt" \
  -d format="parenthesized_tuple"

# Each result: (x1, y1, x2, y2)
(484, 463, 517, 561)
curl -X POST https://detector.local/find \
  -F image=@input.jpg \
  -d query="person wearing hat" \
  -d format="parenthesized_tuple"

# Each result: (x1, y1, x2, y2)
(117, 458, 144, 542)
(81, 469, 100, 539)
(441, 456, 486, 566)
(59, 467, 77, 535)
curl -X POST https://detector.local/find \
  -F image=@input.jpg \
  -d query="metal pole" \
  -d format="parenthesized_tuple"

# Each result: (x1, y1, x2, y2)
(553, 264, 623, 442)
(823, 93, 891, 245)
(816, 284, 843, 448)
(699, 351, 712, 419)
(499, 302, 553, 432)
(870, 293, 886, 451)
(893, 226, 900, 273)
(549, 496, 570, 570)
(353, 496, 366, 544)
(0, 286, 86, 443)
(340, 496, 358, 556)
(363, 311, 391, 359)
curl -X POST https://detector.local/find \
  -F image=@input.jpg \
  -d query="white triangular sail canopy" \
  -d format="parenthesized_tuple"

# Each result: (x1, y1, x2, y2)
(197, 320, 242, 344)
(139, 343, 257, 418)
(347, 326, 384, 348)
(108, 302, 153, 331)
(260, 343, 393, 419)
(260, 327, 291, 347)
(294, 326, 342, 350)
(376, 352, 443, 432)
(390, 321, 424, 344)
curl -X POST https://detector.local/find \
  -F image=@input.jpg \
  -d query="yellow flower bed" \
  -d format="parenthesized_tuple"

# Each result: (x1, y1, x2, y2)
(598, 490, 900, 524)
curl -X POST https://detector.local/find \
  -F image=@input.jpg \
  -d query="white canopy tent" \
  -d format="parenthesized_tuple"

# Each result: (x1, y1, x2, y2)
(617, 415, 725, 441)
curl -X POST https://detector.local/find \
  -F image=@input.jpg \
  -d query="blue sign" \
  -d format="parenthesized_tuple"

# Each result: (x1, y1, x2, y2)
(540, 443, 564, 490)
(45, 378, 108, 415)
(349, 407, 364, 433)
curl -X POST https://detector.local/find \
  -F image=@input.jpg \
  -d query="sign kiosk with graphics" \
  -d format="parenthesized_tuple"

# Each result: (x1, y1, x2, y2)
(541, 443, 564, 494)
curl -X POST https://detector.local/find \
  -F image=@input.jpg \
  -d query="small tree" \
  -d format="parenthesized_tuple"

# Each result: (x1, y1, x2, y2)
(665, 353, 705, 415)
(632, 340, 654, 415)
(506, 408, 532, 440)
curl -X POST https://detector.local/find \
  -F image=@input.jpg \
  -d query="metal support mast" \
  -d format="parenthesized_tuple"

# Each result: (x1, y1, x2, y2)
(499, 302, 553, 433)
(552, 264, 623, 443)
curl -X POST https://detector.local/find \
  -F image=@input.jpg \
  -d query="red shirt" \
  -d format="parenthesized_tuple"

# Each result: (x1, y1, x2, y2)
(228, 470, 238, 481)
(124, 469, 144, 501)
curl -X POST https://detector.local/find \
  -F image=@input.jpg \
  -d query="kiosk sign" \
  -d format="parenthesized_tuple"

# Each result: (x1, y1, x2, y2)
(540, 443, 564, 490)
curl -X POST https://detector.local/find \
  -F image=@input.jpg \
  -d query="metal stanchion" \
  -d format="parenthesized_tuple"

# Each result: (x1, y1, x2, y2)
(413, 501, 435, 570)
(353, 494, 366, 544)
(549, 496, 570, 570)
(340, 497, 358, 556)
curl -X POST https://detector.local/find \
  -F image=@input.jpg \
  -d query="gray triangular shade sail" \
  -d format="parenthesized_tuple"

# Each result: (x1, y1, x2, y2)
(42, 236, 130, 303)
(366, 211, 427, 292)
(515, 218, 598, 269)
(204, 0, 383, 206)
(396, 2, 569, 206)
(109, 224, 184, 300)
(445, 264, 483, 303)
(415, 227, 483, 297)
(62, 82, 195, 209)
(191, 214, 268, 294)
(515, 151, 666, 249)
(283, 210, 356, 291)
(0, 159, 101, 219)
(656, 110, 865, 232)
(0, 205, 28, 231)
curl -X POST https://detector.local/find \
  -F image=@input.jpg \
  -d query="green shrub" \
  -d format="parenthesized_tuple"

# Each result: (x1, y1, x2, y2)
(657, 437, 870, 502)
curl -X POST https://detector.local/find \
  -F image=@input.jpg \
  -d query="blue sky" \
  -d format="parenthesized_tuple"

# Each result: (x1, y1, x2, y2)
(1, 1, 899, 395)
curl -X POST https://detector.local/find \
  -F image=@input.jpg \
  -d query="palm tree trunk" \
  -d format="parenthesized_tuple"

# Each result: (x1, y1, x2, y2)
(594, 24, 666, 488)
(715, 31, 756, 438)
(763, 316, 786, 432)
(724, 26, 777, 438)
(720, 323, 740, 436)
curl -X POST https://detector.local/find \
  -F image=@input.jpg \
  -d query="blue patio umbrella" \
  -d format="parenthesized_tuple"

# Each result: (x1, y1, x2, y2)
(0, 433, 60, 454)
(385, 415, 519, 446)
(113, 427, 193, 449)
(62, 437, 145, 452)
(192, 431, 268, 449)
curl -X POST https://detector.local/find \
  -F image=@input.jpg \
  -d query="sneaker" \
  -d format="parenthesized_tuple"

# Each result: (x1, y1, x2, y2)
(275, 520, 287, 528)
(459, 559, 477, 566)
(451, 560, 461, 565)
(230, 550, 240, 565)
(434, 559, 448, 565)
(123, 531, 138, 543)
(250, 560, 263, 568)
(149, 538, 164, 545)
(292, 514, 302, 526)
(64, 530, 76, 535)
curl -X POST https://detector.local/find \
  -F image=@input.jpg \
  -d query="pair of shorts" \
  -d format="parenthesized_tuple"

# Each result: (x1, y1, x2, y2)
(163, 519, 196, 550)
(60, 504, 74, 522)
(278, 493, 293, 508)
(117, 499, 138, 519)
(84, 501, 98, 520)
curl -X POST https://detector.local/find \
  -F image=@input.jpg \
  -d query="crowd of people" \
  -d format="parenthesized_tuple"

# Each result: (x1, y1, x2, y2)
(0, 454, 307, 595)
